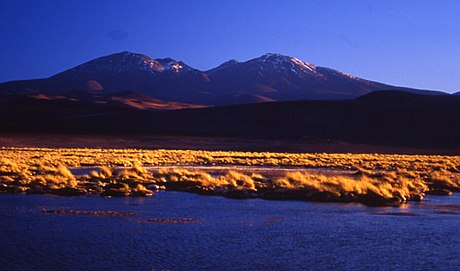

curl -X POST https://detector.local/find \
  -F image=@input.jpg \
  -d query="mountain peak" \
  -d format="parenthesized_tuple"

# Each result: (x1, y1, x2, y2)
(56, 51, 164, 75)
(207, 59, 240, 73)
(224, 59, 240, 65)
(51, 51, 196, 79)
(259, 52, 288, 59)
(247, 53, 317, 76)
(113, 51, 146, 57)
(104, 51, 157, 65)
(259, 53, 315, 67)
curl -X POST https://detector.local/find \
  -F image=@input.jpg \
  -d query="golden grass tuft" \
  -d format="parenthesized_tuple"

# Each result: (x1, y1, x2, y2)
(33, 164, 78, 189)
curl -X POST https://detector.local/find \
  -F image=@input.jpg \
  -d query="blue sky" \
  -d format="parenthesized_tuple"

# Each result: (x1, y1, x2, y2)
(1, 0, 459, 93)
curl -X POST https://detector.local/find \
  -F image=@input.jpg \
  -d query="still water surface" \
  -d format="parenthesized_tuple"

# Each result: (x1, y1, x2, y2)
(1, 192, 460, 271)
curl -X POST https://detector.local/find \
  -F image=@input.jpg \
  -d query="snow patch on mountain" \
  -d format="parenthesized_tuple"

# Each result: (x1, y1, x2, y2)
(58, 52, 192, 78)
(252, 53, 317, 75)
(65, 52, 163, 76)
(316, 67, 363, 81)
(156, 58, 192, 73)
(289, 57, 316, 73)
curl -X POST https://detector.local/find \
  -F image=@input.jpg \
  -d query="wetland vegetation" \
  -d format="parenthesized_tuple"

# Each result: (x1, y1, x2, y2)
(1, 147, 459, 206)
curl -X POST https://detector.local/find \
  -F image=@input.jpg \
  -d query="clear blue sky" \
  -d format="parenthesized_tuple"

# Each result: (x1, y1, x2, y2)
(1, 0, 459, 93)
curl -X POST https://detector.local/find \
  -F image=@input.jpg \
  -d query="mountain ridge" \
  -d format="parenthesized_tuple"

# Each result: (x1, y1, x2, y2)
(0, 51, 446, 107)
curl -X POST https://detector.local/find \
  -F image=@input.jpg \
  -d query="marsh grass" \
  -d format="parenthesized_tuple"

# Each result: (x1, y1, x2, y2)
(0, 148, 459, 205)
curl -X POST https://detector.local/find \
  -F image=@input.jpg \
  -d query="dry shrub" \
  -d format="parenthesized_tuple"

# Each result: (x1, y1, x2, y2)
(428, 170, 460, 191)
(90, 166, 112, 179)
(272, 171, 424, 199)
(153, 169, 259, 191)
(219, 171, 257, 191)
(0, 158, 21, 174)
(33, 164, 78, 188)
(87, 165, 153, 184)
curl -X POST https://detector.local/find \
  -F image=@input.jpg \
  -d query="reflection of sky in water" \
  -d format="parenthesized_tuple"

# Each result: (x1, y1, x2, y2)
(1, 193, 460, 270)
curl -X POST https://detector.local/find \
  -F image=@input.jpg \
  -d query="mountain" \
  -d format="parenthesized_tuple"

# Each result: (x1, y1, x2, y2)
(454, 91, 460, 96)
(0, 51, 445, 107)
(205, 53, 442, 103)
(0, 52, 213, 105)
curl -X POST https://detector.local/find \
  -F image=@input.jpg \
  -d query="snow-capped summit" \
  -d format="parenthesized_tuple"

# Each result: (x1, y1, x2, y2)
(257, 53, 315, 68)
(245, 53, 318, 78)
(37, 51, 207, 98)
(53, 52, 193, 77)
(71, 51, 163, 74)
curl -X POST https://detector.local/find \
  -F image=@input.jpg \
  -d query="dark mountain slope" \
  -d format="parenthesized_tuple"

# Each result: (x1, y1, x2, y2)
(0, 89, 202, 110)
(0, 91, 459, 149)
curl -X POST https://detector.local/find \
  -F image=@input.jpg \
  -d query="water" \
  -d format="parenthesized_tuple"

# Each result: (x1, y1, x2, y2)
(1, 193, 460, 271)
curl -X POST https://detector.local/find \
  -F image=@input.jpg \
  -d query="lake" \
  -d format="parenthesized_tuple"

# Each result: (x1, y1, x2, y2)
(1, 192, 460, 270)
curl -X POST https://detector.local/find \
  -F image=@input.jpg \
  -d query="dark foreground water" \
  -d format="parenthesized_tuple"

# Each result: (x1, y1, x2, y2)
(1, 193, 460, 271)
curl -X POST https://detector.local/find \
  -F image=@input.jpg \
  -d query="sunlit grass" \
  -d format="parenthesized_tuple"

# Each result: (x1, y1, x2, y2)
(0, 147, 459, 206)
